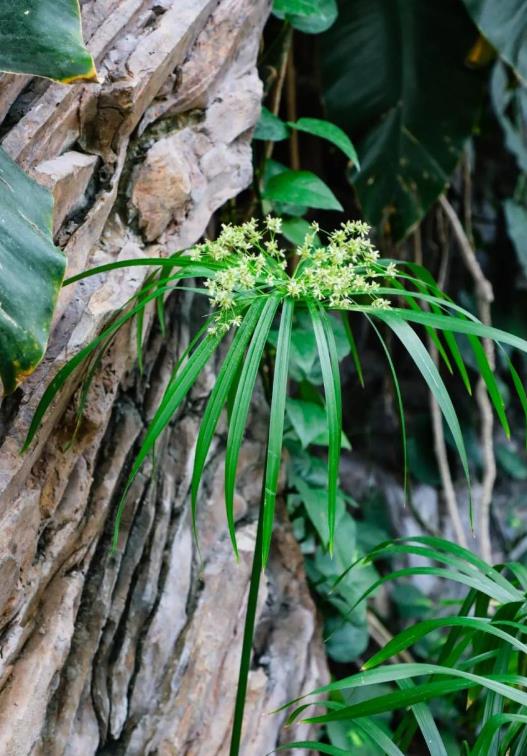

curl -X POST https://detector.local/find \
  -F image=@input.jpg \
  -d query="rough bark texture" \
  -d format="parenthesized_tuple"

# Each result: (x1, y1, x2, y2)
(0, 2, 328, 753)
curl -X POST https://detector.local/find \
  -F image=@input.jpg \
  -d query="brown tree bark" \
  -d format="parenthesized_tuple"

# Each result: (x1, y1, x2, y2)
(0, 2, 328, 753)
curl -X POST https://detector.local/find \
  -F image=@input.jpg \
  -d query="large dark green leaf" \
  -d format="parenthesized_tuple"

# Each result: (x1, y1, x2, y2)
(0, 148, 66, 393)
(321, 0, 486, 239)
(0, 0, 95, 393)
(461, 0, 527, 83)
(0, 0, 96, 82)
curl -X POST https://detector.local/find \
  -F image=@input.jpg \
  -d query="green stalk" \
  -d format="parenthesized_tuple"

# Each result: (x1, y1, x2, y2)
(230, 474, 266, 755)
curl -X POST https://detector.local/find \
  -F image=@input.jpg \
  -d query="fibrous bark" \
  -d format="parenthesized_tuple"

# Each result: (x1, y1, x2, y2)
(0, 2, 328, 753)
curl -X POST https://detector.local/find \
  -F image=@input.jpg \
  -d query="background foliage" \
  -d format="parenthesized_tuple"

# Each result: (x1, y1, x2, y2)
(250, 0, 527, 752)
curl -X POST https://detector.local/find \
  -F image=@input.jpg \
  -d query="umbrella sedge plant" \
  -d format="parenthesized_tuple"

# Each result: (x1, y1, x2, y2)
(23, 216, 527, 755)
(277, 536, 527, 755)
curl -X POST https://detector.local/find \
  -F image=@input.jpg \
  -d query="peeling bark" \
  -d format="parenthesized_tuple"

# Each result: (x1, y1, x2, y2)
(0, 2, 327, 753)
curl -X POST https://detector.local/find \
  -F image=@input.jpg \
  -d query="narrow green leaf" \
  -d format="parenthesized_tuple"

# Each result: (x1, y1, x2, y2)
(304, 679, 477, 724)
(340, 312, 364, 387)
(507, 358, 527, 447)
(468, 334, 510, 438)
(113, 329, 224, 548)
(309, 303, 342, 553)
(355, 718, 405, 756)
(370, 306, 527, 357)
(190, 299, 266, 540)
(225, 295, 281, 557)
(23, 279, 193, 449)
(301, 662, 527, 715)
(365, 617, 527, 671)
(275, 742, 349, 755)
(262, 298, 294, 565)
(63, 255, 222, 286)
(396, 679, 447, 756)
(380, 316, 471, 500)
(472, 714, 527, 756)
(367, 316, 408, 494)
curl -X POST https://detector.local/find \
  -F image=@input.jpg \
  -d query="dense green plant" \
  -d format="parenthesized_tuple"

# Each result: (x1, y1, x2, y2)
(0, 1, 95, 392)
(278, 536, 527, 755)
(10, 1, 527, 753)
(24, 215, 527, 753)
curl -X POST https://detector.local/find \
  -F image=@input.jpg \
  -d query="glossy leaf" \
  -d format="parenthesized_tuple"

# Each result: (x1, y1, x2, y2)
(461, 0, 527, 83)
(0, 0, 96, 83)
(263, 170, 344, 211)
(290, 117, 359, 166)
(0, 148, 66, 393)
(273, 0, 338, 34)
(321, 0, 486, 239)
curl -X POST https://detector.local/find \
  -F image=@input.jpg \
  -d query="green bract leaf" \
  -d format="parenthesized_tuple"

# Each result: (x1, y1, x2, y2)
(321, 0, 486, 239)
(380, 316, 471, 497)
(290, 117, 360, 166)
(0, 0, 96, 83)
(461, 0, 527, 83)
(263, 298, 294, 565)
(273, 0, 338, 34)
(191, 300, 266, 540)
(0, 148, 66, 394)
(253, 107, 290, 142)
(225, 295, 281, 556)
(309, 304, 342, 552)
(263, 170, 343, 211)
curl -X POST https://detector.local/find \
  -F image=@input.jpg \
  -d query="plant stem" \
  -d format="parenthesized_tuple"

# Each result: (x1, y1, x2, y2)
(229, 486, 265, 756)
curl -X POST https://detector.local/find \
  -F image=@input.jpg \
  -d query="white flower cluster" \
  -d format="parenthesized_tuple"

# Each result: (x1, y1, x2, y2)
(188, 216, 395, 334)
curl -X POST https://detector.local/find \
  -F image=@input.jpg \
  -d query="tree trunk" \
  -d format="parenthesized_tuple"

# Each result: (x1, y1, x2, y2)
(0, 2, 328, 753)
